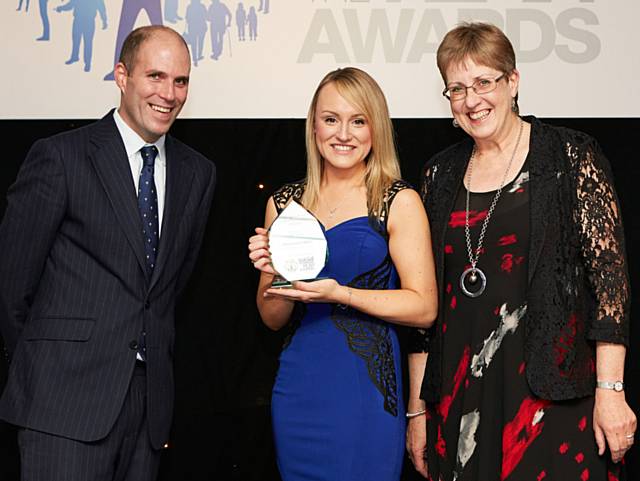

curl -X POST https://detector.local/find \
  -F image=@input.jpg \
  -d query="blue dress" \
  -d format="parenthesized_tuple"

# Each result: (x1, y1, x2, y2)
(270, 181, 409, 481)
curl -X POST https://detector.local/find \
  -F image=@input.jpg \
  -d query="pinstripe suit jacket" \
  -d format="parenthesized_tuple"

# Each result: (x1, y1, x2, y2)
(0, 112, 216, 449)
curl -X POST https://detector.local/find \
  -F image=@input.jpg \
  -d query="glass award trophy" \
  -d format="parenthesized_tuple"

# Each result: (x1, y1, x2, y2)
(269, 201, 328, 288)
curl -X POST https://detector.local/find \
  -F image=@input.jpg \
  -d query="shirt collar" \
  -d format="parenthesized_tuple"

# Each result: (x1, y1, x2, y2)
(113, 109, 166, 165)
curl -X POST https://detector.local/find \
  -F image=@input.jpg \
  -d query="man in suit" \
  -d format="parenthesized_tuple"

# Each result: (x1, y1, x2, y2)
(0, 25, 215, 480)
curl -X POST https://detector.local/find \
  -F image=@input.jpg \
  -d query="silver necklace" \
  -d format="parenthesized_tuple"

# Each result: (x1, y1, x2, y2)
(324, 185, 359, 219)
(460, 119, 523, 298)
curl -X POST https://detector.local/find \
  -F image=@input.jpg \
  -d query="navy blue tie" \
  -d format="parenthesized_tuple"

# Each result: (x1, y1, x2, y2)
(138, 145, 159, 277)
(137, 145, 159, 362)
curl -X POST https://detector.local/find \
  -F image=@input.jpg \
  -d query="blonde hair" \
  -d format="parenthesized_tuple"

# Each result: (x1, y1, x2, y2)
(437, 22, 519, 111)
(301, 67, 401, 217)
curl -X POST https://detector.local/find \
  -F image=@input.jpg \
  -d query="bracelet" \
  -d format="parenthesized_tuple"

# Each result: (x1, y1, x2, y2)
(405, 409, 427, 419)
(338, 287, 353, 310)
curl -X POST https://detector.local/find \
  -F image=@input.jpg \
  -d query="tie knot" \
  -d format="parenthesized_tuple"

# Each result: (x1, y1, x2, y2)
(140, 145, 158, 167)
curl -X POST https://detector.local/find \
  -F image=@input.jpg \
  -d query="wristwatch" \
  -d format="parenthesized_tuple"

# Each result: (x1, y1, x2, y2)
(596, 380, 625, 392)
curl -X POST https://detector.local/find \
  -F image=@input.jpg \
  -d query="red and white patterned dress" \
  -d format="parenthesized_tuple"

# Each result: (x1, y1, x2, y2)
(425, 160, 625, 481)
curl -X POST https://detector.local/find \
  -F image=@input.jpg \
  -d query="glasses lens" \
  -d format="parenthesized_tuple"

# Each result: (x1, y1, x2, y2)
(474, 78, 496, 94)
(448, 86, 465, 100)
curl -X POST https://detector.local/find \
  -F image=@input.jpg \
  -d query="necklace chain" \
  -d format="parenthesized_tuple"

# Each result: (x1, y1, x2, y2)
(464, 119, 524, 273)
(324, 185, 360, 218)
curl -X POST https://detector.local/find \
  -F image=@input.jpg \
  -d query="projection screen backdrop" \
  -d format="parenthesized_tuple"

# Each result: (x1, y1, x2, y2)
(2, 0, 638, 118)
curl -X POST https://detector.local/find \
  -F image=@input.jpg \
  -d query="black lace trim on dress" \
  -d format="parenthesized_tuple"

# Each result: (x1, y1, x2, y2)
(273, 181, 305, 214)
(273, 179, 411, 416)
(369, 179, 412, 238)
(331, 179, 410, 417)
(332, 254, 398, 416)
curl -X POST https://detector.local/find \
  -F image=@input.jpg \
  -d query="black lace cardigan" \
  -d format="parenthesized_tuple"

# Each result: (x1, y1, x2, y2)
(411, 116, 630, 403)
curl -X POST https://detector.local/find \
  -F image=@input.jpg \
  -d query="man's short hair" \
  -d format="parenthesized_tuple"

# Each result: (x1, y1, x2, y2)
(118, 25, 189, 73)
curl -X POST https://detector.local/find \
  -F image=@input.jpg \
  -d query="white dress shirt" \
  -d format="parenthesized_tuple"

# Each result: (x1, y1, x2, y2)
(113, 109, 167, 236)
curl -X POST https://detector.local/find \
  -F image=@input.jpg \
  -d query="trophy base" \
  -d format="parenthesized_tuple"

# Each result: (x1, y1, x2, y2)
(271, 276, 329, 288)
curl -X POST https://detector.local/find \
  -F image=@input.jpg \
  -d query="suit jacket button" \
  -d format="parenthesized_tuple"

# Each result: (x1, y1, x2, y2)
(144, 300, 150, 309)
(129, 340, 139, 350)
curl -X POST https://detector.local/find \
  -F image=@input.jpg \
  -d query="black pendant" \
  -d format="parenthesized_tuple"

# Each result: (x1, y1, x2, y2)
(460, 267, 487, 298)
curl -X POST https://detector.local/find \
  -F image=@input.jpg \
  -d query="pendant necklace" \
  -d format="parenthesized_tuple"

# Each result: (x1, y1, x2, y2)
(460, 119, 523, 298)
(324, 184, 361, 219)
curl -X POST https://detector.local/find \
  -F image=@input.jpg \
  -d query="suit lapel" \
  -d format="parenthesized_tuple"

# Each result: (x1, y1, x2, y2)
(89, 113, 148, 278)
(149, 136, 194, 291)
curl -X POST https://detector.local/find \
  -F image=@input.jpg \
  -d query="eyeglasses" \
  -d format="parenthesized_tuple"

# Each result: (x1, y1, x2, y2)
(442, 73, 507, 101)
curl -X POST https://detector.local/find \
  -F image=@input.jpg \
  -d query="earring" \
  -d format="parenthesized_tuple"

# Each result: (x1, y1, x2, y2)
(511, 98, 518, 113)
(452, 118, 459, 128)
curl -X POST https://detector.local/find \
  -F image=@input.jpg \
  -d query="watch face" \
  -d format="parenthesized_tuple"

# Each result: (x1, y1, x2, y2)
(614, 381, 624, 392)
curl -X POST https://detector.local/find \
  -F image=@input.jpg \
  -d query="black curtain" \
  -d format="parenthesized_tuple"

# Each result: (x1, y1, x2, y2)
(0, 117, 638, 481)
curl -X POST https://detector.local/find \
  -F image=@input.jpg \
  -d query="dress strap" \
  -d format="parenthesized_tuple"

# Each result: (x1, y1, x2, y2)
(272, 181, 306, 214)
(273, 179, 412, 230)
(370, 179, 413, 238)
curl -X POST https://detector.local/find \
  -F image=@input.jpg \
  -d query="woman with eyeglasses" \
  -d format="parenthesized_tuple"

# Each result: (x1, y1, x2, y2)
(405, 22, 635, 481)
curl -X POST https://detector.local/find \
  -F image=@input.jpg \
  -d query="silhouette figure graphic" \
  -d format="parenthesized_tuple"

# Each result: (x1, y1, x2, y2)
(16, 0, 30, 12)
(258, 0, 268, 14)
(247, 6, 257, 41)
(164, 0, 181, 23)
(56, 0, 107, 72)
(104, 0, 162, 80)
(37, 0, 50, 40)
(235, 2, 246, 41)
(185, 0, 207, 66)
(207, 0, 230, 60)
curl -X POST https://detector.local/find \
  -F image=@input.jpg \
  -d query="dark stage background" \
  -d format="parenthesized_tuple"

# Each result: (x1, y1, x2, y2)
(0, 117, 638, 481)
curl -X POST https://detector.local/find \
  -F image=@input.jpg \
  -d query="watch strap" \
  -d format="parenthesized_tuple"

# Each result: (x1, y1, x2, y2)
(596, 380, 624, 392)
